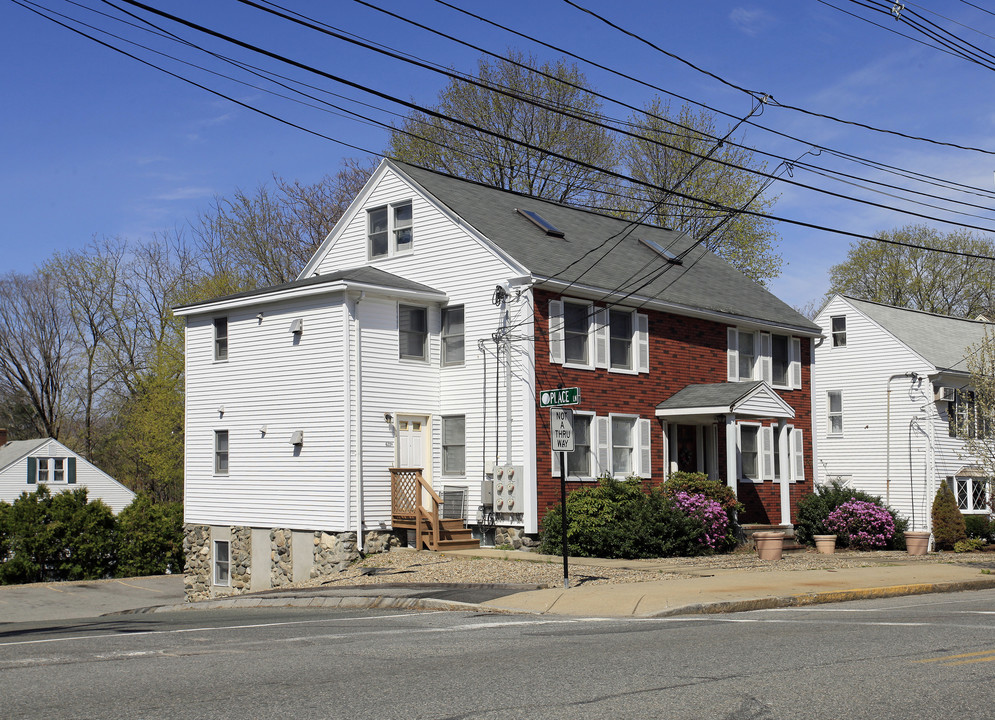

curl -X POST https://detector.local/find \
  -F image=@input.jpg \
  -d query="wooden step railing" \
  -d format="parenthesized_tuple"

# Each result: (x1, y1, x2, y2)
(390, 468, 479, 551)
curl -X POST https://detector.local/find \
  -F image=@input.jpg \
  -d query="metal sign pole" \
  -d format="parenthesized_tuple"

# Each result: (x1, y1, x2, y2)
(560, 450, 569, 589)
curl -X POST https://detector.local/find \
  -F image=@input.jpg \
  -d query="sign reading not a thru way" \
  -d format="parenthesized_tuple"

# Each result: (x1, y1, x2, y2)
(550, 407, 574, 452)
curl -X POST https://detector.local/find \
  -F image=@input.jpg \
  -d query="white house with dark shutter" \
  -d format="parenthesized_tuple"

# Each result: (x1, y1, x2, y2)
(814, 294, 993, 532)
(0, 436, 136, 513)
(175, 159, 821, 599)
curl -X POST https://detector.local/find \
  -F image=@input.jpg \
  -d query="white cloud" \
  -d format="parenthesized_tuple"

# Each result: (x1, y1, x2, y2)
(729, 7, 772, 36)
(154, 186, 215, 201)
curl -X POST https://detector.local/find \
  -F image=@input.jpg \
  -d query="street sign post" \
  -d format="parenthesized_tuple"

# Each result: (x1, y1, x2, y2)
(543, 395, 578, 589)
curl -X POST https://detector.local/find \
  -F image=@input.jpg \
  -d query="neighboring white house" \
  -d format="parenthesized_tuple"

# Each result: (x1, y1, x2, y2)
(175, 159, 821, 599)
(814, 294, 992, 532)
(0, 436, 136, 513)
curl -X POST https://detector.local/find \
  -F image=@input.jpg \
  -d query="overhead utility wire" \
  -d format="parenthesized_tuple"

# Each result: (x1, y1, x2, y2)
(12, 0, 376, 156)
(26, 0, 405, 135)
(122, 0, 995, 236)
(430, 0, 995, 203)
(29, 0, 995, 266)
(342, 0, 995, 218)
(562, 0, 995, 156)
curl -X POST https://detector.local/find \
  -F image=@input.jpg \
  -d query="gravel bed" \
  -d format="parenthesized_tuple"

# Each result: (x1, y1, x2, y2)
(284, 547, 995, 591)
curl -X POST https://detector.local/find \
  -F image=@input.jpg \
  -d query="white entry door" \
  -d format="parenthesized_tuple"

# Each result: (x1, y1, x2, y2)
(397, 416, 426, 469)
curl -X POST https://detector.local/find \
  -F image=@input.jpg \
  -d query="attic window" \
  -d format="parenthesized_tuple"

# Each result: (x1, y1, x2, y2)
(638, 237, 683, 265)
(516, 209, 564, 237)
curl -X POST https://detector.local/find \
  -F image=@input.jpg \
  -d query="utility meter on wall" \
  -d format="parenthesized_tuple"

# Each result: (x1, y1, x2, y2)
(492, 465, 523, 513)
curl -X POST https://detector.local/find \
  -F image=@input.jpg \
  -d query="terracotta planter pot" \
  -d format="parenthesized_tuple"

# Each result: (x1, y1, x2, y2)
(754, 531, 785, 561)
(814, 534, 837, 554)
(905, 531, 931, 556)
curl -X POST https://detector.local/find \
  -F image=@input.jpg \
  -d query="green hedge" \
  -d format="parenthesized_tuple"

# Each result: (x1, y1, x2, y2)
(0, 487, 183, 584)
(539, 476, 734, 559)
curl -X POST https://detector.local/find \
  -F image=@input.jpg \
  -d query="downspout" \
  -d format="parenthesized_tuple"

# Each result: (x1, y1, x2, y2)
(343, 295, 352, 534)
(885, 372, 918, 507)
(353, 291, 366, 552)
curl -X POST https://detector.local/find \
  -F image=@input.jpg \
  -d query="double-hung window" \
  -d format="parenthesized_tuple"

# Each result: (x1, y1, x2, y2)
(549, 299, 649, 372)
(399, 305, 428, 361)
(441, 306, 464, 366)
(215, 430, 229, 475)
(566, 414, 593, 477)
(611, 416, 636, 476)
(213, 317, 228, 361)
(831, 316, 846, 347)
(728, 328, 801, 388)
(441, 416, 465, 476)
(563, 301, 590, 365)
(828, 391, 843, 435)
(27, 456, 75, 485)
(738, 331, 757, 381)
(368, 201, 413, 259)
(771, 334, 789, 386)
(609, 309, 633, 370)
(740, 425, 760, 481)
(213, 540, 230, 586)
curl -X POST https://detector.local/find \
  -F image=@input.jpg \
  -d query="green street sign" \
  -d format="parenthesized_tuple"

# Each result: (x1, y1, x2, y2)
(539, 387, 581, 407)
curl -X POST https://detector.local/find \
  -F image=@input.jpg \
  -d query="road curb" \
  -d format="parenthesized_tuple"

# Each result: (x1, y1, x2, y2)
(117, 594, 490, 616)
(643, 577, 995, 618)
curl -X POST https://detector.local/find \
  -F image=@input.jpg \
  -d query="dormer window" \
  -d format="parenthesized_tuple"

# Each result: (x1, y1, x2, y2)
(369, 201, 413, 259)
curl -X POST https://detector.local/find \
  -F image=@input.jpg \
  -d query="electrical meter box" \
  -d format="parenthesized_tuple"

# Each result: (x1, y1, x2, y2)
(480, 479, 494, 505)
(492, 465, 524, 513)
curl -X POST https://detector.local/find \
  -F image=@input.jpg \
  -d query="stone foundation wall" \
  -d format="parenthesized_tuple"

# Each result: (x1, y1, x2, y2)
(494, 526, 539, 551)
(184, 525, 211, 599)
(183, 524, 401, 601)
(271, 528, 293, 588)
(231, 526, 252, 591)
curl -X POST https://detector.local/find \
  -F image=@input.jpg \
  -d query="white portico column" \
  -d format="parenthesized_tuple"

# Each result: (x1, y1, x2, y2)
(725, 413, 738, 496)
(777, 419, 791, 526)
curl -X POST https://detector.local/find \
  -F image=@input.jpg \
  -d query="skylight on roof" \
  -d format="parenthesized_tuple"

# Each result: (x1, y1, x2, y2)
(639, 237, 683, 265)
(516, 208, 564, 237)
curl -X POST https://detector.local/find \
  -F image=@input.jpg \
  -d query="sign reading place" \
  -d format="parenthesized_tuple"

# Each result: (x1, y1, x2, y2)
(539, 387, 581, 408)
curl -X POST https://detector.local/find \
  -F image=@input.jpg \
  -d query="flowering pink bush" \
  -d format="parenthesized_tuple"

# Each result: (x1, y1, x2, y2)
(672, 491, 729, 550)
(825, 499, 896, 549)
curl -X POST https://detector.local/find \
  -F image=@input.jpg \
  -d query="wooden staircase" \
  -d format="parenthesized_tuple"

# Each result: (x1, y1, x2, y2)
(390, 468, 479, 551)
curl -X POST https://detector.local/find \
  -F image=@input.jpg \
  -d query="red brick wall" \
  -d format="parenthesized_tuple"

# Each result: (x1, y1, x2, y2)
(532, 288, 814, 526)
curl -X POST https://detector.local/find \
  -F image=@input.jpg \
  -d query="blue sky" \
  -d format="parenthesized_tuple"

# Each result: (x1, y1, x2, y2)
(3, 0, 995, 311)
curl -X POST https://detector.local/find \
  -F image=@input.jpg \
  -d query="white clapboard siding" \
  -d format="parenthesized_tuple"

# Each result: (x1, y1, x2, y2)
(186, 164, 544, 532)
(813, 296, 936, 526)
(0, 439, 136, 513)
(184, 295, 350, 530)
(308, 167, 538, 529)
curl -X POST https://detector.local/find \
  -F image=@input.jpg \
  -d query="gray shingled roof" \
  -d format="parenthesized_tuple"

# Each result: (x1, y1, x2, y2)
(656, 381, 765, 411)
(0, 439, 49, 472)
(175, 266, 444, 313)
(391, 161, 820, 333)
(845, 296, 992, 373)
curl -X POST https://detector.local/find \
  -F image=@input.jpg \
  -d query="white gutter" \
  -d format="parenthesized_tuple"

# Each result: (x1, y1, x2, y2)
(342, 298, 352, 538)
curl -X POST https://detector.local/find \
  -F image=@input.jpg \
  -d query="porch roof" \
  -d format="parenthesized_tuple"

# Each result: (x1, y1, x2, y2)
(655, 381, 795, 422)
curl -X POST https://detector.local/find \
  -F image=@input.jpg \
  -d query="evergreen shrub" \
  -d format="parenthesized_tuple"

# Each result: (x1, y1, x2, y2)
(116, 495, 184, 577)
(932, 482, 967, 550)
(964, 514, 994, 542)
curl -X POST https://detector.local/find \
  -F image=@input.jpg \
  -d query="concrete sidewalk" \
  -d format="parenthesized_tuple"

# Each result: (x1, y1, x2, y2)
(479, 561, 995, 617)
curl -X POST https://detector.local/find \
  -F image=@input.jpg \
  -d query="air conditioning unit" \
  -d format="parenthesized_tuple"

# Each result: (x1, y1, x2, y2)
(935, 385, 956, 402)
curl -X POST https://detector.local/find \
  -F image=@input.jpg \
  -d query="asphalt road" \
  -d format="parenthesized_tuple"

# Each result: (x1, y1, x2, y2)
(2, 590, 995, 719)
